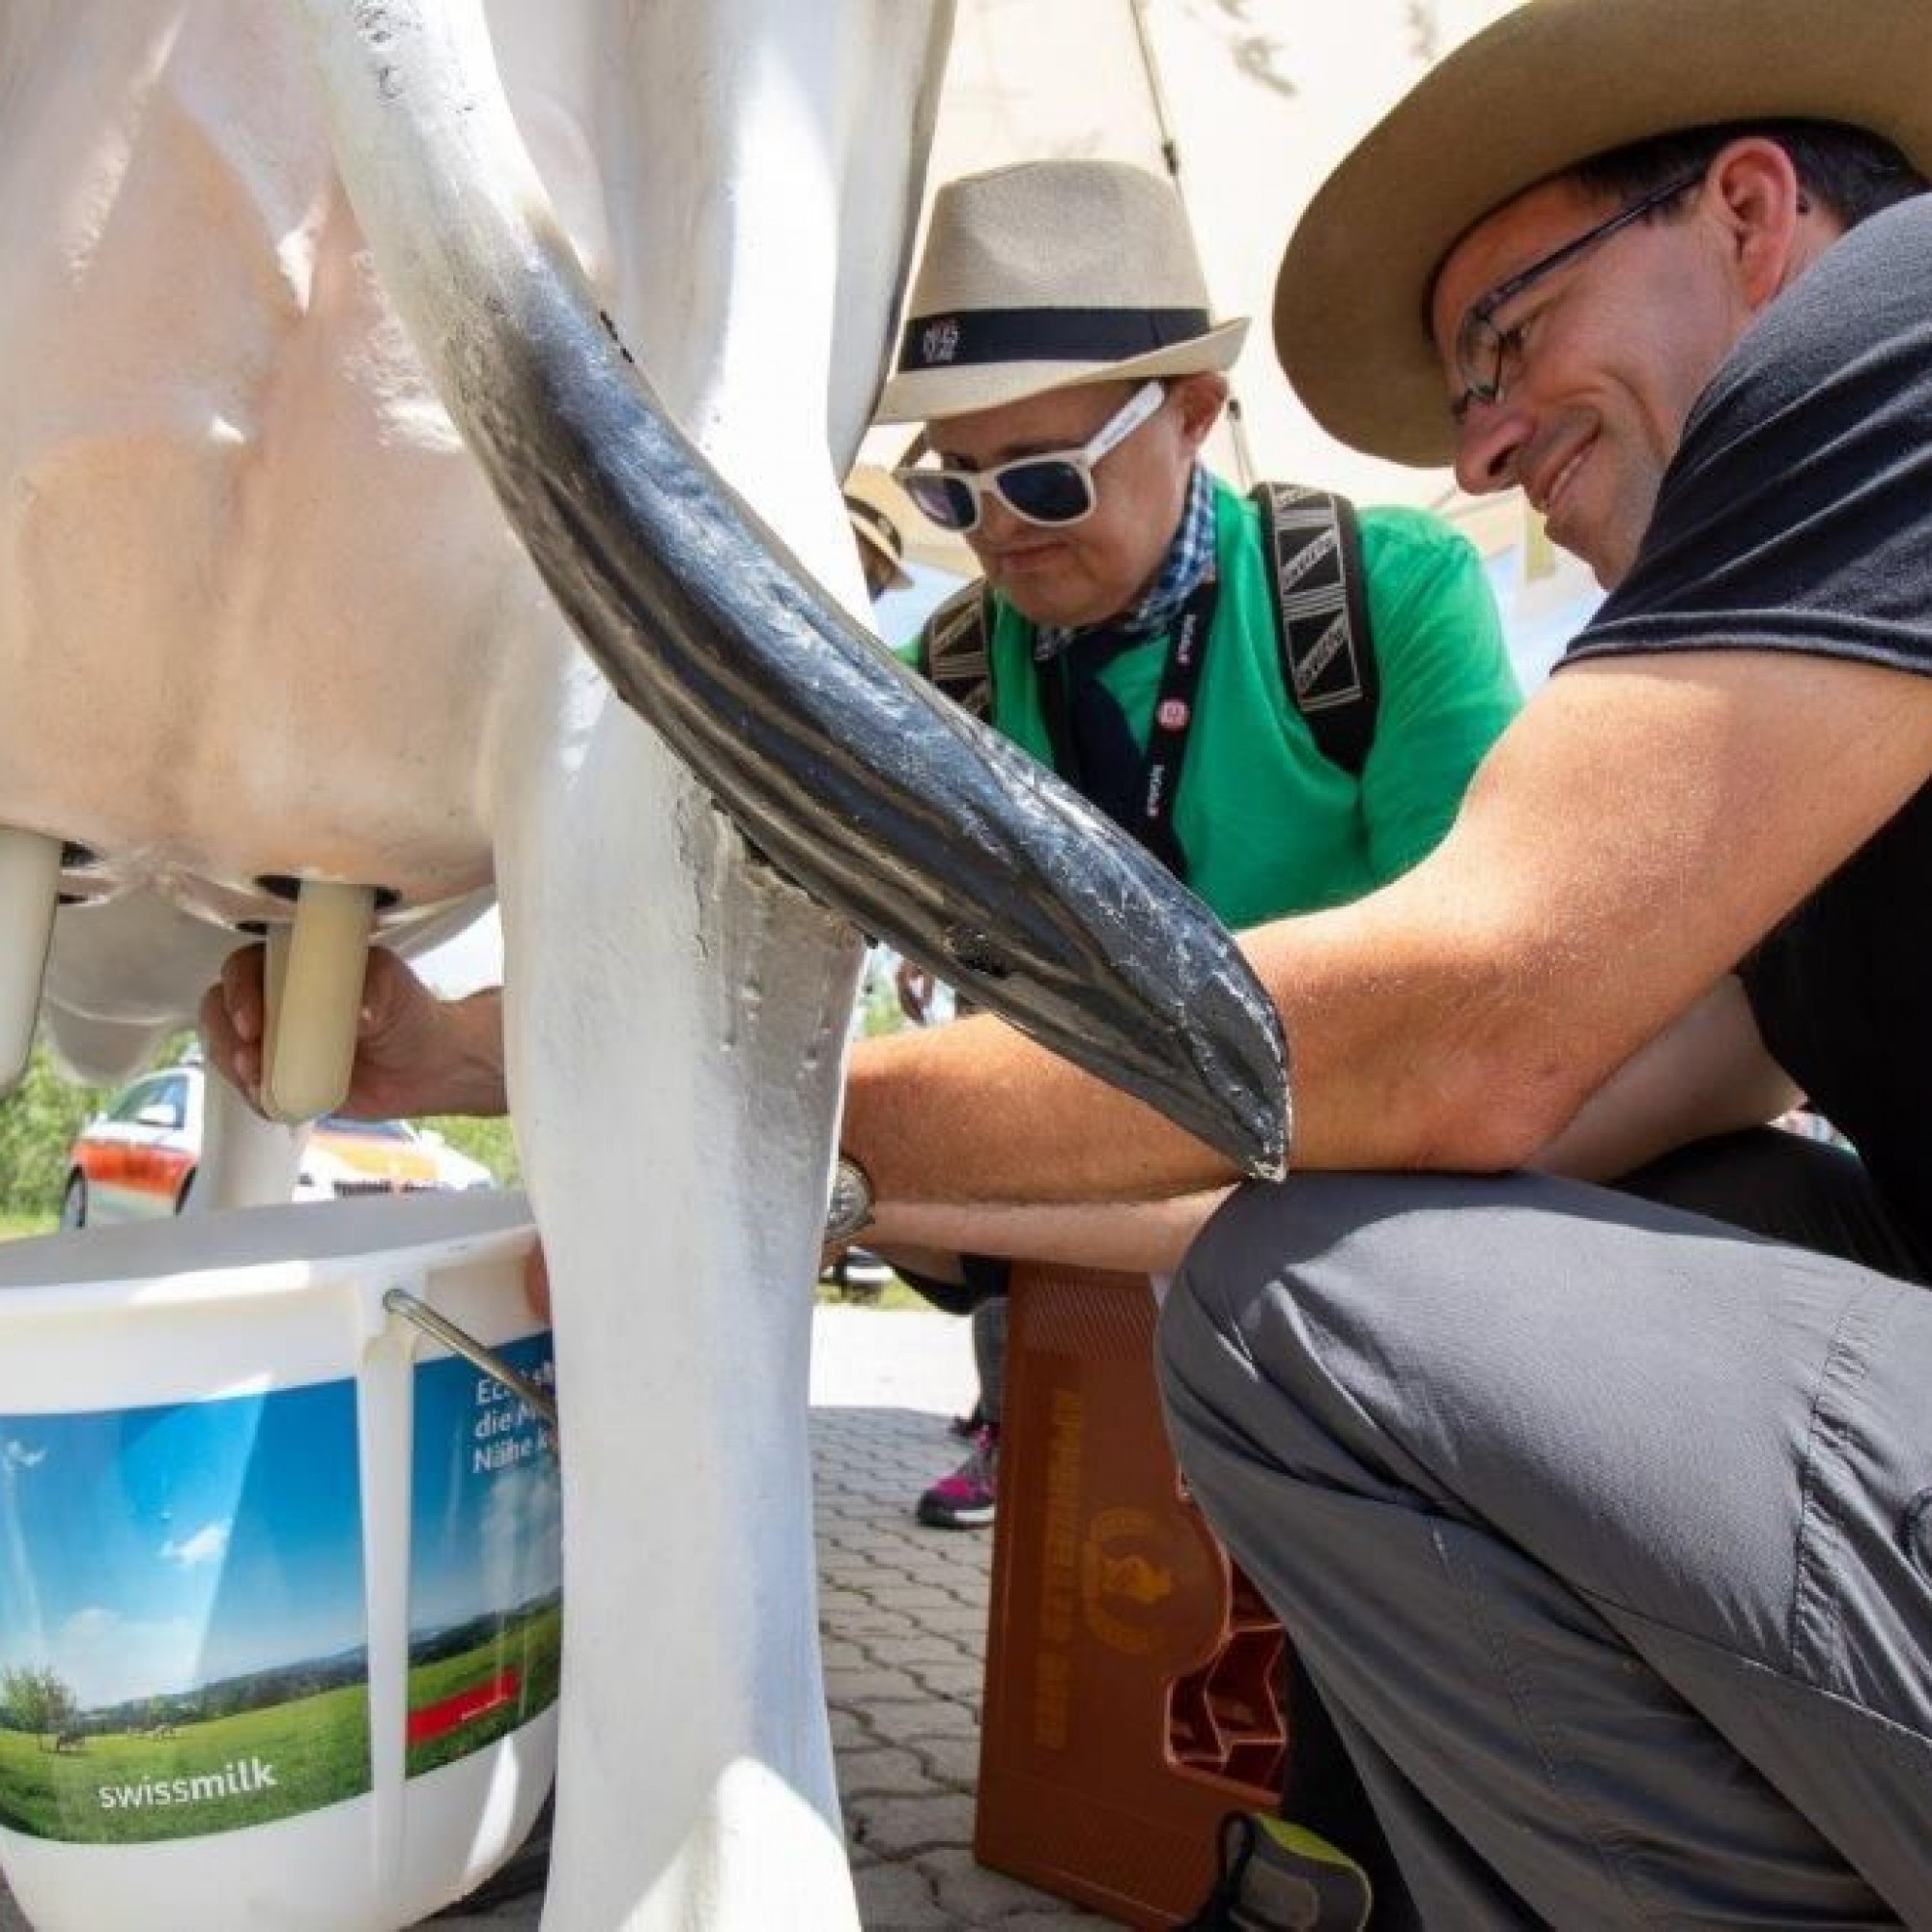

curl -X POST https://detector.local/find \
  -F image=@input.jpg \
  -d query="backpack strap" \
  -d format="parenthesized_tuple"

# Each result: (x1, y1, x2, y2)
(1250, 482, 1379, 779)
(918, 580, 996, 722)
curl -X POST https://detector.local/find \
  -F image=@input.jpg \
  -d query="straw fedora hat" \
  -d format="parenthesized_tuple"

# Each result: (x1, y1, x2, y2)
(842, 469, 914, 592)
(877, 158, 1248, 424)
(1274, 0, 1932, 469)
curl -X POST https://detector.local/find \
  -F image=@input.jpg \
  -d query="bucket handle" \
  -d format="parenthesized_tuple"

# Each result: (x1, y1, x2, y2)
(383, 1287, 560, 1433)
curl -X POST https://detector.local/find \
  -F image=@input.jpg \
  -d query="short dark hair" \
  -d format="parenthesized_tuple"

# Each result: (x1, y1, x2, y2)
(1568, 120, 1927, 231)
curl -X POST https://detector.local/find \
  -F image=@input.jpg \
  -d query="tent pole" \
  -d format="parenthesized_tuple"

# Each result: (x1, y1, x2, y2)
(1127, 0, 1257, 487)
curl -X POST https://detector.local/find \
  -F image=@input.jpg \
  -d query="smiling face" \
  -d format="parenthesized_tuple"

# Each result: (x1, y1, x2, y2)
(1430, 170, 1754, 588)
(922, 374, 1224, 630)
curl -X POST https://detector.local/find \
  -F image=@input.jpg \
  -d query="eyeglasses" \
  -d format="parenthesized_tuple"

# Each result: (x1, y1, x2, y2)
(895, 380, 1167, 533)
(1452, 171, 1705, 421)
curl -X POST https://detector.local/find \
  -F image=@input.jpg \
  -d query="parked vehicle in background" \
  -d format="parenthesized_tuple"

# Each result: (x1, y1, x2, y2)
(60, 1065, 495, 1228)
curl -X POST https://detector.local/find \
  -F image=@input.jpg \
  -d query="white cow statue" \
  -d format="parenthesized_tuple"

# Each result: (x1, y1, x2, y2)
(0, 2, 1286, 1925)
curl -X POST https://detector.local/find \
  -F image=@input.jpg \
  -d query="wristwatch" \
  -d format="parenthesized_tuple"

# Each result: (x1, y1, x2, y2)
(825, 1153, 876, 1246)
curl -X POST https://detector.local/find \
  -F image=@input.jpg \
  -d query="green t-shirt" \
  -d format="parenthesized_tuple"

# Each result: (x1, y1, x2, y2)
(901, 476, 1519, 927)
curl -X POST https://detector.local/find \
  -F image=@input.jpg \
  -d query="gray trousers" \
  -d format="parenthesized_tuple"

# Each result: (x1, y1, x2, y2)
(1157, 1156, 1932, 1925)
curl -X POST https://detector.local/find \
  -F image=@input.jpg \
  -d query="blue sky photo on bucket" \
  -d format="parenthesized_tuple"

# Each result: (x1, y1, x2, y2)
(0, 1381, 366, 1713)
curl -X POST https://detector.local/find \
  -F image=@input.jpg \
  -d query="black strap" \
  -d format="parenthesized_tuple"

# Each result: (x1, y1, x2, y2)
(1036, 579, 1218, 882)
(920, 580, 996, 719)
(1250, 482, 1378, 778)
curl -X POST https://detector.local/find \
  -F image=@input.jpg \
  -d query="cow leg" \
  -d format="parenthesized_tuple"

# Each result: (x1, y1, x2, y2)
(494, 672, 861, 1931)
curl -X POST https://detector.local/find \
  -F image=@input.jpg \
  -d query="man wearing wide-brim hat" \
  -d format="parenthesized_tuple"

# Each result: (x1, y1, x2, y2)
(838, 2, 1932, 1919)
(841, 466, 916, 602)
(871, 159, 1518, 1554)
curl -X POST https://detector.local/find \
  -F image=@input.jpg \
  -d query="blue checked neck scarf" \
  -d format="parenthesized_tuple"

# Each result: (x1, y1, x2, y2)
(1033, 463, 1215, 664)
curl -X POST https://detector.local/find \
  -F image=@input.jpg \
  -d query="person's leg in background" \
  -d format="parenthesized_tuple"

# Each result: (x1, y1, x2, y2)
(1158, 1170, 1932, 1925)
(916, 1291, 1008, 1529)
(894, 1259, 1009, 1529)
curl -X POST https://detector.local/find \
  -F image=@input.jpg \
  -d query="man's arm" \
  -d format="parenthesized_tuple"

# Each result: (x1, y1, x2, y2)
(844, 650, 1932, 1205)
(870, 1190, 1236, 1278)
(1532, 975, 1800, 1182)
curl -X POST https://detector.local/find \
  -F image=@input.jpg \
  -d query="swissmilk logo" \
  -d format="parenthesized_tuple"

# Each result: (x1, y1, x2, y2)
(921, 318, 962, 366)
(97, 1754, 279, 1810)
(1155, 698, 1191, 731)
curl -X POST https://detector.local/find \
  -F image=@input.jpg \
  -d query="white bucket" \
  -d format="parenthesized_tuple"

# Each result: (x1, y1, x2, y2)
(0, 1190, 555, 1930)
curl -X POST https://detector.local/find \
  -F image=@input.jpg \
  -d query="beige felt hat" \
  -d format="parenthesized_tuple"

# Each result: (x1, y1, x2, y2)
(1274, 0, 1932, 469)
(877, 158, 1249, 424)
(842, 469, 914, 591)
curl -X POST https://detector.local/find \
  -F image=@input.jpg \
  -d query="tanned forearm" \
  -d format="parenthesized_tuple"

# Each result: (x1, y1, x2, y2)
(869, 1189, 1236, 1277)
(843, 1012, 1227, 1208)
(841, 886, 1551, 1210)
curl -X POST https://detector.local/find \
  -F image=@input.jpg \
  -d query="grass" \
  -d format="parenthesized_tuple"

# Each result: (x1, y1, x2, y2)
(0, 1211, 53, 1242)
(405, 1604, 561, 1778)
(814, 1271, 931, 1312)
(0, 1683, 370, 1842)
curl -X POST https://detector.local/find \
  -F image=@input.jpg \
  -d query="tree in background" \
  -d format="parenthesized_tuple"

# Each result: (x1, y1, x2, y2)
(0, 1043, 103, 1219)
(0, 1663, 78, 1750)
(0, 1032, 519, 1228)
(422, 1113, 520, 1186)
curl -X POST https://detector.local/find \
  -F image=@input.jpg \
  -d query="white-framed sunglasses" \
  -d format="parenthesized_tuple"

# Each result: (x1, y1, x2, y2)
(895, 380, 1167, 534)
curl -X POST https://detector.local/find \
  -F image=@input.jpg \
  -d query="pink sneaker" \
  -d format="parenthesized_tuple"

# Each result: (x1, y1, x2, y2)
(916, 1424, 997, 1529)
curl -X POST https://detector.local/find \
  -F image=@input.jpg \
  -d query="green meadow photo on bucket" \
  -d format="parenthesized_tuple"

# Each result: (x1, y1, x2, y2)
(405, 1335, 562, 1779)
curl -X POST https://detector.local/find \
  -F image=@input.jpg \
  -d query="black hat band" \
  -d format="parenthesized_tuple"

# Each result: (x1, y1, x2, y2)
(896, 305, 1212, 375)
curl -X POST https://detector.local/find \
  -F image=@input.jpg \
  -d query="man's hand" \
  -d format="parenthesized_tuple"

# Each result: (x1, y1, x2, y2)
(199, 944, 508, 1121)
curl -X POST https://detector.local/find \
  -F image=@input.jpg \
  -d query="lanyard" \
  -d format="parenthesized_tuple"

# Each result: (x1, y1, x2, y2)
(1040, 573, 1219, 883)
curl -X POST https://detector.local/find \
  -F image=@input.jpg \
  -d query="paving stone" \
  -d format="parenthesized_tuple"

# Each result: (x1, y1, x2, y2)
(998, 1912, 1124, 1930)
(862, 1693, 982, 1738)
(848, 1791, 980, 1860)
(884, 1584, 969, 1609)
(908, 1659, 987, 1700)
(838, 1745, 945, 1800)
(820, 1586, 878, 1615)
(918, 1605, 995, 1635)
(910, 1733, 982, 1786)
(829, 1704, 876, 1749)
(865, 1633, 978, 1668)
(821, 1545, 889, 1574)
(852, 1859, 956, 1928)
(826, 1662, 928, 1703)
(827, 1604, 923, 1638)
(919, 1846, 1078, 1921)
